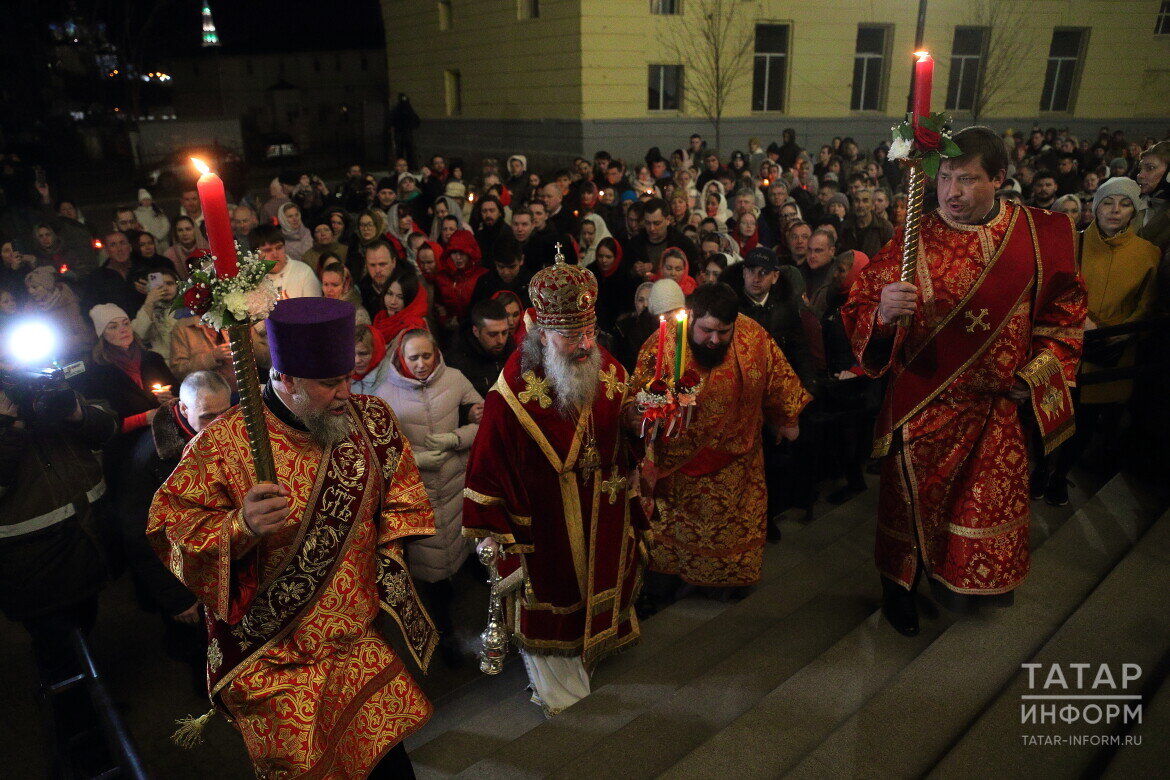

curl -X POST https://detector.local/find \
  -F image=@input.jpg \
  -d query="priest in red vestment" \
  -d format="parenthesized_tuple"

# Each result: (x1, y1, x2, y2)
(148, 297, 438, 778)
(841, 126, 1087, 636)
(628, 282, 811, 597)
(463, 246, 646, 716)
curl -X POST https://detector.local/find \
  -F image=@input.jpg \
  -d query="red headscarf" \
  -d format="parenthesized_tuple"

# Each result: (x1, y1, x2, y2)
(418, 239, 444, 281)
(593, 236, 624, 279)
(372, 279, 429, 345)
(352, 324, 387, 380)
(652, 247, 697, 295)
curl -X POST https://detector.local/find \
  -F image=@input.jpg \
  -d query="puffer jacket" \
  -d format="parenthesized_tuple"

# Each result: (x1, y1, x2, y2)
(376, 344, 482, 582)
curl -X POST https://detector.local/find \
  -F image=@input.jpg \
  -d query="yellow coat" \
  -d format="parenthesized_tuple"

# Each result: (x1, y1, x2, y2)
(1078, 221, 1160, 404)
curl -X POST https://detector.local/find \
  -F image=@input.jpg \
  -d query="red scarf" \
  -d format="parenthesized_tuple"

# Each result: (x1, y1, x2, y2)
(352, 325, 388, 381)
(372, 284, 429, 345)
(108, 342, 144, 388)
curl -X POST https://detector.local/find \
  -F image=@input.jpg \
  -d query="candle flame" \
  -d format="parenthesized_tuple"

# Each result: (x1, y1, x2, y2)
(675, 309, 687, 322)
(659, 315, 665, 323)
(914, 50, 931, 61)
(191, 157, 210, 175)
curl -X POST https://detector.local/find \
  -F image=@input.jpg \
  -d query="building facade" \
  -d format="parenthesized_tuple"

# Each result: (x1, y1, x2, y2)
(381, 0, 1169, 167)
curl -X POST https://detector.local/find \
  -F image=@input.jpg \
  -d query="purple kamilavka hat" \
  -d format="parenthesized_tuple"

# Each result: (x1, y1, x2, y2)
(267, 297, 356, 379)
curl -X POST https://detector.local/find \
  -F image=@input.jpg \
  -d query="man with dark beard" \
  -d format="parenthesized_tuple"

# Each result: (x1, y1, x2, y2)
(629, 283, 810, 607)
(463, 248, 646, 716)
(148, 297, 439, 778)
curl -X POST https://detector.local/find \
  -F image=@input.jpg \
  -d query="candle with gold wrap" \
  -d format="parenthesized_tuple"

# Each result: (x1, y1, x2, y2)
(675, 309, 688, 378)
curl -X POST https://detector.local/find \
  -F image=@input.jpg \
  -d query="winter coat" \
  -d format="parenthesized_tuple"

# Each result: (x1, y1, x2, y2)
(376, 347, 482, 582)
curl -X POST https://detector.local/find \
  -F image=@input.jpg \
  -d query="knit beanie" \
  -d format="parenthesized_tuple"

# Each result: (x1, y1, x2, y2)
(89, 303, 129, 337)
(648, 278, 685, 317)
(25, 266, 59, 290)
(1092, 176, 1142, 216)
(138, 188, 153, 203)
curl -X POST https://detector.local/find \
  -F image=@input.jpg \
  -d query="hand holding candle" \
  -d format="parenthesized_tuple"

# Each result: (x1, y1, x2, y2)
(151, 383, 174, 403)
(192, 157, 239, 278)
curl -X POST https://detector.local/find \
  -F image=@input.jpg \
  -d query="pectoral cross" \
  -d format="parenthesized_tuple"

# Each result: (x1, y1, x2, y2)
(964, 308, 990, 333)
(600, 475, 628, 504)
(598, 364, 627, 400)
(518, 370, 552, 408)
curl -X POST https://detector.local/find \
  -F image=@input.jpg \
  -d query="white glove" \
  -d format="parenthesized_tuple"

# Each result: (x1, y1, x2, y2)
(424, 432, 460, 452)
(413, 449, 451, 470)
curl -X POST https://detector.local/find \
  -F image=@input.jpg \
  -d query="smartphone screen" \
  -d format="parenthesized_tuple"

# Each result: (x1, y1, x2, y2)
(148, 272, 164, 289)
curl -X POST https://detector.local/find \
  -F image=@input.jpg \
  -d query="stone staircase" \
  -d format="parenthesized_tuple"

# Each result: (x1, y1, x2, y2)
(407, 470, 1169, 778)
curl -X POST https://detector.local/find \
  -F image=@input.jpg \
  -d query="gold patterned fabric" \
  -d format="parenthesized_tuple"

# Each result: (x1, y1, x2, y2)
(148, 394, 435, 778)
(629, 315, 810, 586)
(842, 204, 1086, 594)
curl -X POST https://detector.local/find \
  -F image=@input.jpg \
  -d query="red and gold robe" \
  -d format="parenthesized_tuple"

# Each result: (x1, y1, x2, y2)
(462, 348, 644, 669)
(629, 315, 811, 587)
(148, 394, 437, 778)
(842, 203, 1086, 594)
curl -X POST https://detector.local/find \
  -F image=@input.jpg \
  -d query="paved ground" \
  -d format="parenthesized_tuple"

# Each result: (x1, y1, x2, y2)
(0, 558, 491, 778)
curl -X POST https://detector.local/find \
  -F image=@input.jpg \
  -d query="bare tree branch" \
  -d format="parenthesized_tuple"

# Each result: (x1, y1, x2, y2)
(964, 0, 1029, 122)
(658, 0, 759, 150)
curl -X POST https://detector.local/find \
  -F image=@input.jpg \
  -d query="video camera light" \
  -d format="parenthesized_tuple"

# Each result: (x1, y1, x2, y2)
(6, 320, 58, 367)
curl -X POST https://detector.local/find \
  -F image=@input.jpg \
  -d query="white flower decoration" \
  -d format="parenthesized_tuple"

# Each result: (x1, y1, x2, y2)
(888, 136, 912, 161)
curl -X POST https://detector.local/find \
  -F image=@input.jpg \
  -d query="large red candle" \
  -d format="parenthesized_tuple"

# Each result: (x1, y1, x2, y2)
(192, 158, 239, 278)
(913, 51, 933, 125)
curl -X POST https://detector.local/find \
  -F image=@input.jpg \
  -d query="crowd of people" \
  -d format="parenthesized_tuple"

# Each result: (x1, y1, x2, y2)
(0, 123, 1167, 776)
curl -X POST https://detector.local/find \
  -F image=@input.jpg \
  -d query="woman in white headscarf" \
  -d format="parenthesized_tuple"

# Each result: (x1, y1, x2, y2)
(277, 201, 312, 262)
(428, 195, 469, 244)
(578, 213, 613, 266)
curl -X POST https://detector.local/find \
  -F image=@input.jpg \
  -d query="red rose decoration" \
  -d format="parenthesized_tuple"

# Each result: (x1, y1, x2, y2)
(913, 124, 942, 152)
(183, 283, 212, 314)
(649, 378, 670, 395)
(681, 368, 700, 387)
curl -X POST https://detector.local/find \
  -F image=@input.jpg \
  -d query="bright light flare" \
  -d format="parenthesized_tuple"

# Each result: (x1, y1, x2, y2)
(191, 157, 210, 176)
(914, 50, 931, 61)
(7, 320, 58, 366)
(675, 309, 687, 323)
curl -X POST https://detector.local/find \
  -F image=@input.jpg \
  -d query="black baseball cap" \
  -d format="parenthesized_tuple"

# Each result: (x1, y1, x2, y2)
(743, 246, 779, 271)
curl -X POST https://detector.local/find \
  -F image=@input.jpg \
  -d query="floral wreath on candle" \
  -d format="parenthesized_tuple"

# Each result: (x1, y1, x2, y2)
(171, 248, 279, 330)
(886, 111, 962, 177)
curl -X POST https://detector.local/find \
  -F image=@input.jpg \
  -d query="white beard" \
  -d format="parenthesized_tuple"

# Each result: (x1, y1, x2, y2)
(287, 382, 352, 448)
(542, 344, 600, 416)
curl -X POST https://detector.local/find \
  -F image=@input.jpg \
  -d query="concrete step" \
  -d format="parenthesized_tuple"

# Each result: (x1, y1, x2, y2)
(654, 473, 1101, 778)
(451, 498, 884, 778)
(1101, 649, 1170, 777)
(931, 508, 1170, 777)
(410, 592, 731, 777)
(782, 473, 1165, 779)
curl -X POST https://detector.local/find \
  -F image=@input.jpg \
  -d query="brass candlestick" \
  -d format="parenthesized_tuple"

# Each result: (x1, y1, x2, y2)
(226, 322, 276, 483)
(898, 162, 926, 328)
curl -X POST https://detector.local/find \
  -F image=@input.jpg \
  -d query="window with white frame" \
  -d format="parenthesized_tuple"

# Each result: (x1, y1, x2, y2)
(648, 65, 682, 111)
(946, 27, 986, 111)
(1039, 28, 1086, 112)
(752, 24, 789, 112)
(851, 25, 889, 111)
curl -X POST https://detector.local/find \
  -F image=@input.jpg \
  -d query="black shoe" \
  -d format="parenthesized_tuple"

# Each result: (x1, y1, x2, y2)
(880, 578, 919, 637)
(439, 634, 465, 669)
(1029, 466, 1047, 501)
(766, 519, 782, 543)
(827, 483, 865, 505)
(1044, 475, 1069, 507)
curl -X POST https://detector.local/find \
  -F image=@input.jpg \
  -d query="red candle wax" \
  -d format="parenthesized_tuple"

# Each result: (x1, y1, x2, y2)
(654, 315, 667, 381)
(913, 51, 933, 125)
(192, 158, 239, 278)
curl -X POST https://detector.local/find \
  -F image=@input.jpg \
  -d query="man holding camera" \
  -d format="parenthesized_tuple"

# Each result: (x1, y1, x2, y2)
(0, 362, 119, 758)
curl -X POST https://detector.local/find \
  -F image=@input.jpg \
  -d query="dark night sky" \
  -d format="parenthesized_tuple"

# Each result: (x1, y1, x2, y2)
(172, 0, 385, 55)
